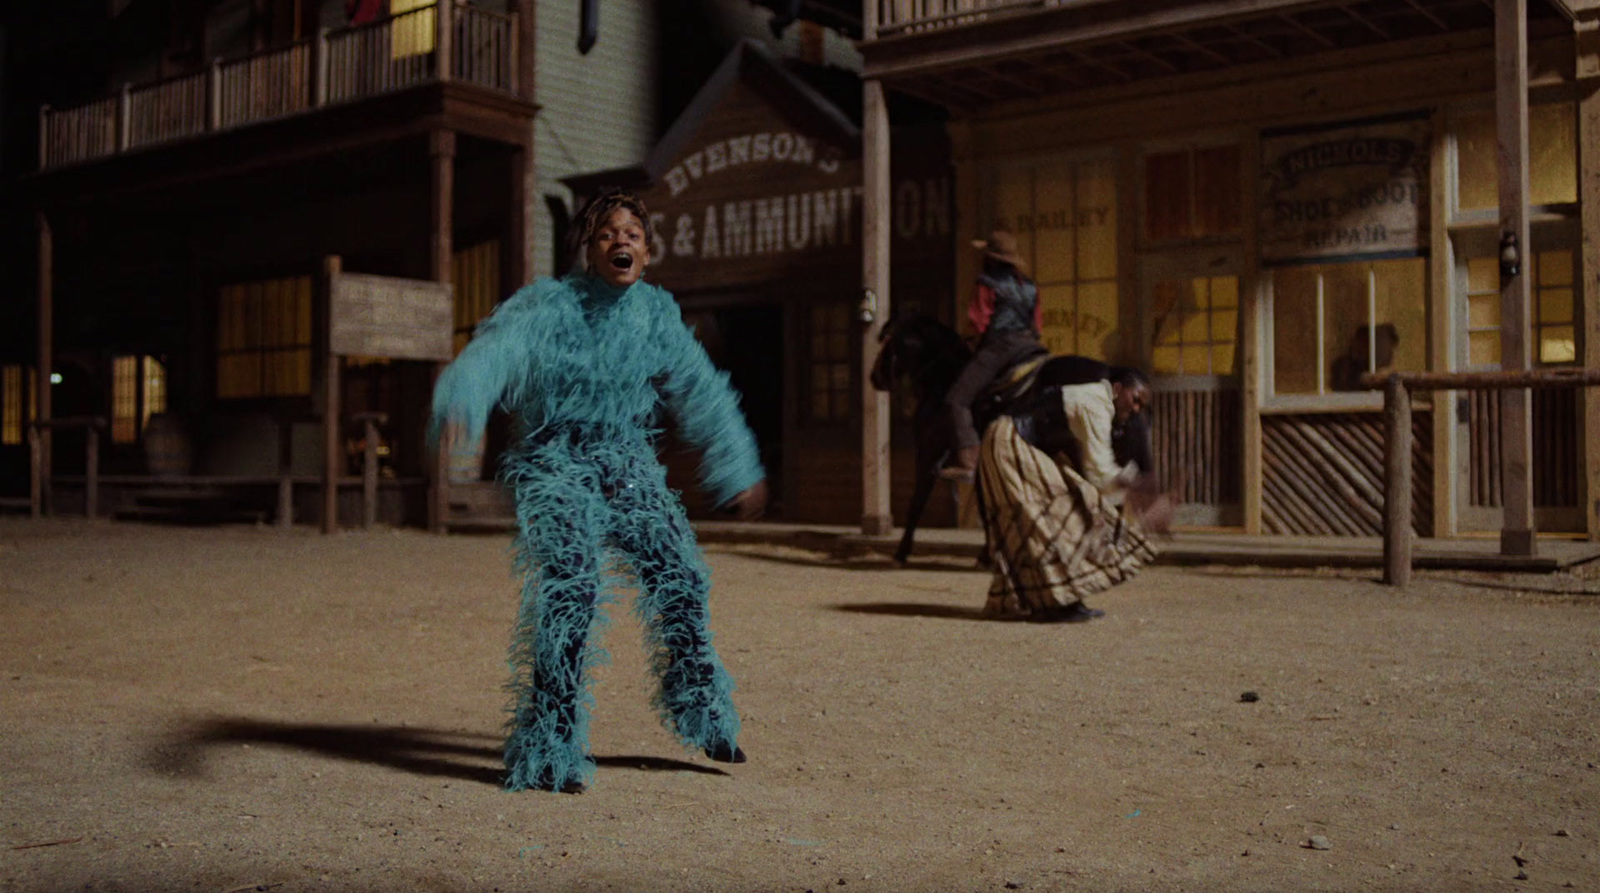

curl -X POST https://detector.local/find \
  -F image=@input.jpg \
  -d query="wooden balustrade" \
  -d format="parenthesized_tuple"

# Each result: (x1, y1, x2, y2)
(38, 2, 519, 170)
(27, 416, 108, 520)
(874, 0, 1032, 37)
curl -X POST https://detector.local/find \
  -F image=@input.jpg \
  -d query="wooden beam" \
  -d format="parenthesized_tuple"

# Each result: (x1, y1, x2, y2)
(1581, 69, 1600, 541)
(35, 212, 52, 517)
(322, 254, 343, 535)
(861, 79, 892, 537)
(1382, 375, 1414, 586)
(1496, 0, 1537, 557)
(1338, 3, 1393, 40)
(1403, 0, 1451, 31)
(1428, 107, 1458, 537)
(429, 129, 456, 535)
(1240, 131, 1265, 534)
(1279, 12, 1339, 47)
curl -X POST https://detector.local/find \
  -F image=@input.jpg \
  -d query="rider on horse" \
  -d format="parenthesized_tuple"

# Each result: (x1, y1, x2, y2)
(940, 230, 1046, 481)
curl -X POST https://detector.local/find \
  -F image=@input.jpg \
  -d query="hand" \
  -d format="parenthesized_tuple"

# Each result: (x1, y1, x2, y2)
(729, 479, 768, 521)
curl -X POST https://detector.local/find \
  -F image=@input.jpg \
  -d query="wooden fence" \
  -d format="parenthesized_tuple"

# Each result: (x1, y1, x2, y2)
(1370, 367, 1600, 586)
(1150, 387, 1241, 509)
(39, 2, 517, 170)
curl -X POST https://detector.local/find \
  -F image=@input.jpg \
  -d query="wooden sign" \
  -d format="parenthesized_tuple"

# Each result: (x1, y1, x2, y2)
(1260, 112, 1430, 266)
(329, 272, 453, 360)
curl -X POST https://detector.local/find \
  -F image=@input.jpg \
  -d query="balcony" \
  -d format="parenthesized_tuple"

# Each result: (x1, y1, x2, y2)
(38, 2, 521, 170)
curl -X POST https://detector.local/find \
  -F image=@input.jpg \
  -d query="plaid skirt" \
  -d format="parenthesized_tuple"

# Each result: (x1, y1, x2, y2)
(978, 415, 1156, 619)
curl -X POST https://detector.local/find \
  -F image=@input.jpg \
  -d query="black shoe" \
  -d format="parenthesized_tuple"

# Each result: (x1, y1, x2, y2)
(704, 742, 747, 763)
(1032, 602, 1104, 623)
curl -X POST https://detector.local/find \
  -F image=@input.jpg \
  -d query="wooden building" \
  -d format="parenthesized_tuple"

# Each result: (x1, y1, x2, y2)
(3, 0, 539, 527)
(567, 39, 955, 524)
(856, 0, 1600, 543)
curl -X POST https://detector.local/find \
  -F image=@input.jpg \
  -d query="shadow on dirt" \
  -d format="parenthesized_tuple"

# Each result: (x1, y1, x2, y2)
(148, 719, 726, 786)
(831, 602, 992, 621)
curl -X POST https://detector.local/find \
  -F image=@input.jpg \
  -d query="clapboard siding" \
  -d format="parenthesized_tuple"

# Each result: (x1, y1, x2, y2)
(1261, 411, 1433, 536)
(532, 2, 658, 277)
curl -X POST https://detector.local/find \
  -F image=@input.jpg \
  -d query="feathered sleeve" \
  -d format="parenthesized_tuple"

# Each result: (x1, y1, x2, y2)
(649, 286, 765, 505)
(428, 281, 547, 445)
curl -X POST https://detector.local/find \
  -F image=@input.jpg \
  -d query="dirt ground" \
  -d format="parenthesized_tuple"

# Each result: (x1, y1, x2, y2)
(1, 517, 1597, 893)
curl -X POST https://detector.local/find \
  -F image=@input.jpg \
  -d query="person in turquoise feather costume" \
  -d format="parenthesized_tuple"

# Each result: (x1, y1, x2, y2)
(431, 189, 768, 793)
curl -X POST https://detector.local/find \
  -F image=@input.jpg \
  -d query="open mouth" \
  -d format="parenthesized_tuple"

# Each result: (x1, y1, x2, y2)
(608, 252, 634, 271)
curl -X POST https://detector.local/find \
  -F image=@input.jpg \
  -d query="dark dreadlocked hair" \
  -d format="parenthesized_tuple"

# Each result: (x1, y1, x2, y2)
(571, 187, 656, 270)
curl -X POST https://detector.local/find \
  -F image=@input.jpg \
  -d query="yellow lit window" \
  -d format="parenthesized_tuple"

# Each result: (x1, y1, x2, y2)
(453, 239, 503, 355)
(1463, 248, 1576, 368)
(987, 156, 1119, 359)
(1151, 276, 1239, 376)
(390, 0, 436, 58)
(112, 355, 168, 444)
(217, 276, 313, 399)
(1272, 258, 1427, 394)
(1455, 103, 1577, 213)
(2, 365, 35, 446)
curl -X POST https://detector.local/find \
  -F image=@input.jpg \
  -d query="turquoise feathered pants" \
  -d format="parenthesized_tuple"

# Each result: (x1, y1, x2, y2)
(501, 429, 740, 792)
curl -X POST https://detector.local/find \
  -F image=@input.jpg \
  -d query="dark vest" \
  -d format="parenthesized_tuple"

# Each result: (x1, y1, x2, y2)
(978, 271, 1038, 337)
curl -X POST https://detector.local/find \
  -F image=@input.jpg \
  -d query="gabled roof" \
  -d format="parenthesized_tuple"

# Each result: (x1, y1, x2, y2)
(563, 39, 861, 195)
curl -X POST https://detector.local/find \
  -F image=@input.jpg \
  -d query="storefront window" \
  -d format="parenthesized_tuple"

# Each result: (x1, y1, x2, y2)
(111, 356, 167, 444)
(807, 301, 851, 424)
(1454, 103, 1577, 213)
(1, 365, 34, 446)
(1464, 248, 1576, 368)
(1272, 258, 1427, 394)
(986, 156, 1119, 359)
(1151, 275, 1238, 376)
(217, 275, 314, 399)
(1144, 145, 1241, 242)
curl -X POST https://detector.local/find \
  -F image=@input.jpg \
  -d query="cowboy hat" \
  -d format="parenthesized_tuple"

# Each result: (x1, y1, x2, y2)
(972, 229, 1029, 277)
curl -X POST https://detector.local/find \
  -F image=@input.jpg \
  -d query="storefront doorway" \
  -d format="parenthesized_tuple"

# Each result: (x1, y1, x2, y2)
(1141, 250, 1244, 527)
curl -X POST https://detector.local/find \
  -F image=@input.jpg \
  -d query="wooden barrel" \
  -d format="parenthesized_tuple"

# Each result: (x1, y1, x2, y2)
(143, 413, 192, 478)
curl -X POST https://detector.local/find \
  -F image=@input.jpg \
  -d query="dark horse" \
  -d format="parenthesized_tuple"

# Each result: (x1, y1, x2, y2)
(868, 313, 1154, 565)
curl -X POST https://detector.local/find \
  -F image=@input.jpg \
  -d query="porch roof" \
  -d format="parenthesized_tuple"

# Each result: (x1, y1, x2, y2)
(861, 0, 1572, 112)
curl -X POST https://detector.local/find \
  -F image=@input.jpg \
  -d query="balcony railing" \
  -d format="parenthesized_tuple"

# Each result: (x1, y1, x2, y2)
(872, 0, 1054, 38)
(38, 2, 518, 170)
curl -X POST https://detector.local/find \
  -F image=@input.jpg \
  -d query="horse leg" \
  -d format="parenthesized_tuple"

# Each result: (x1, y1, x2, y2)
(895, 461, 941, 566)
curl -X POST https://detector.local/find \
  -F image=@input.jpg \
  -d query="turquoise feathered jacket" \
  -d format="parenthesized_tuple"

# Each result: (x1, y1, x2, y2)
(429, 273, 764, 506)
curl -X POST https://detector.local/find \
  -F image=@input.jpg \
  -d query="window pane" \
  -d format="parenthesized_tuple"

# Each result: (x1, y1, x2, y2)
(1151, 280, 1183, 345)
(1181, 311, 1209, 343)
(1322, 264, 1373, 391)
(1144, 151, 1190, 241)
(1193, 144, 1242, 237)
(1078, 280, 1119, 360)
(1455, 110, 1497, 213)
(1539, 287, 1573, 325)
(1530, 103, 1577, 206)
(1273, 266, 1321, 394)
(112, 356, 137, 444)
(1468, 293, 1500, 329)
(1038, 283, 1078, 355)
(1370, 258, 1427, 375)
(1152, 345, 1181, 374)
(1212, 342, 1238, 376)
(1180, 345, 1209, 375)
(1540, 325, 1576, 364)
(1469, 330, 1501, 367)
(1209, 275, 1238, 309)
(1466, 257, 1498, 295)
(1537, 249, 1573, 288)
(1212, 309, 1238, 343)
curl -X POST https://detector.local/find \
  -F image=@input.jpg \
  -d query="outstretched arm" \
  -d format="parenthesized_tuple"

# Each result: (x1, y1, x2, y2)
(652, 293, 765, 510)
(428, 284, 543, 446)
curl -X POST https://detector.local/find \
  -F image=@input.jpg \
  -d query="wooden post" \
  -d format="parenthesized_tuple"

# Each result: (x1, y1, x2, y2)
(1239, 132, 1264, 534)
(860, 79, 892, 537)
(364, 418, 379, 528)
(277, 415, 294, 529)
(506, 142, 529, 290)
(435, 0, 454, 83)
(1496, 0, 1537, 557)
(322, 255, 343, 534)
(36, 212, 52, 517)
(429, 130, 456, 534)
(85, 422, 99, 519)
(116, 82, 131, 152)
(1428, 108, 1458, 538)
(1579, 28, 1600, 542)
(311, 28, 329, 107)
(1383, 375, 1414, 586)
(28, 425, 41, 519)
(37, 104, 49, 169)
(510, 0, 535, 100)
(206, 59, 221, 130)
